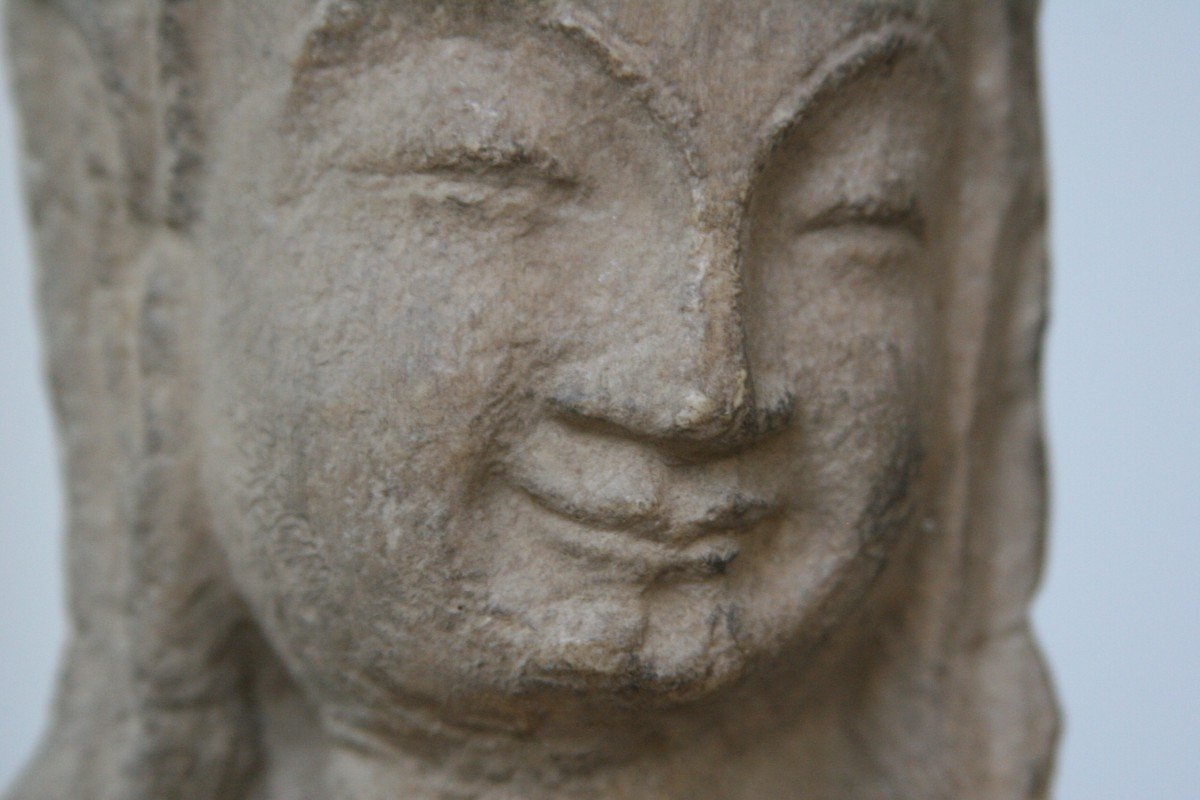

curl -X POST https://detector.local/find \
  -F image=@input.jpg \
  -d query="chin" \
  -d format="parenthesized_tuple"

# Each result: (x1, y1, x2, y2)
(515, 655, 754, 710)
(509, 597, 760, 708)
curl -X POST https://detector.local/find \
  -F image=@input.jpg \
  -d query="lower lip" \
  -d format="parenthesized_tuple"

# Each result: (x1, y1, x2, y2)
(516, 492, 747, 580)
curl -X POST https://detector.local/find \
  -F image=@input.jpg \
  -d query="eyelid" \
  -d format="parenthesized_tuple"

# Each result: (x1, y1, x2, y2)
(796, 196, 926, 239)
(341, 140, 580, 188)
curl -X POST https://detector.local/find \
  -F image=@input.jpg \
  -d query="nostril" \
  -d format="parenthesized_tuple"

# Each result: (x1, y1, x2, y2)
(673, 389, 729, 433)
(668, 363, 754, 439)
(675, 388, 795, 455)
(545, 390, 621, 428)
(751, 390, 796, 438)
(547, 385, 740, 443)
(545, 384, 793, 458)
(545, 389, 663, 439)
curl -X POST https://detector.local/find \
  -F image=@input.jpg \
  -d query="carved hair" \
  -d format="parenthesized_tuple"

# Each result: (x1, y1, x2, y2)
(7, 3, 259, 797)
(5, 1, 1055, 798)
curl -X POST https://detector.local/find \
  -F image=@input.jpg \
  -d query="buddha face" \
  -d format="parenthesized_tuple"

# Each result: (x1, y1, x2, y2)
(195, 2, 953, 732)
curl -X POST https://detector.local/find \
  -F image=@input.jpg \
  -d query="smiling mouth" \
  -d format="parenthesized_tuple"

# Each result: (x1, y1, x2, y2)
(507, 474, 779, 580)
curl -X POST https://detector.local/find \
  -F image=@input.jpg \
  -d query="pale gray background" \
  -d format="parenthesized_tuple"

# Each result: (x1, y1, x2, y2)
(2, 4, 1197, 797)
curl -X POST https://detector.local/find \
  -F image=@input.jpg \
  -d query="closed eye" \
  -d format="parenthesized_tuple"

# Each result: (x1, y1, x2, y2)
(796, 196, 926, 240)
(415, 153, 585, 219)
(335, 139, 587, 237)
(341, 139, 581, 190)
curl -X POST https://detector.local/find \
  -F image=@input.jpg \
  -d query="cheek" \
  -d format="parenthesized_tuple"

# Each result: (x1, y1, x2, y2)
(199, 191, 545, 609)
(795, 329, 924, 535)
(197, 286, 520, 704)
(798, 315, 925, 454)
(753, 245, 932, 522)
(214, 177, 539, 438)
(763, 254, 928, 421)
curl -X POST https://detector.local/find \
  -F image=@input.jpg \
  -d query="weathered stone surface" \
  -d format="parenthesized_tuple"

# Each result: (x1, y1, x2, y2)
(5, 2, 1056, 798)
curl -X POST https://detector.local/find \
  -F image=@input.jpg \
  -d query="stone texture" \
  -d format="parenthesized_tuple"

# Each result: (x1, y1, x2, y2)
(5, 1, 1056, 798)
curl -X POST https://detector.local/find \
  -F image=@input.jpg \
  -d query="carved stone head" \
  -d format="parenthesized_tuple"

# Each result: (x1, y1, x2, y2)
(6, 2, 1055, 798)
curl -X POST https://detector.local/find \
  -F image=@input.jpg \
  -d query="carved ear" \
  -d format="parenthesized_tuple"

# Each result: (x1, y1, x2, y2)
(945, 3, 1057, 796)
(123, 234, 262, 799)
(6, 3, 259, 799)
(863, 5, 1055, 797)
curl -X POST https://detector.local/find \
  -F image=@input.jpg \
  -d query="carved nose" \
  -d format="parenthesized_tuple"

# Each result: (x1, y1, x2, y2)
(548, 233, 761, 446)
(552, 364, 749, 440)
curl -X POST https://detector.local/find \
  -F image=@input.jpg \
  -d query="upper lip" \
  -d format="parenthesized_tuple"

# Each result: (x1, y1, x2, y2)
(509, 472, 778, 545)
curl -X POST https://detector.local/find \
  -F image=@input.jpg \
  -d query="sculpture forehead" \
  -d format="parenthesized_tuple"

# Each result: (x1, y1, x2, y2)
(540, 0, 948, 179)
(556, 1, 936, 105)
(285, 0, 948, 179)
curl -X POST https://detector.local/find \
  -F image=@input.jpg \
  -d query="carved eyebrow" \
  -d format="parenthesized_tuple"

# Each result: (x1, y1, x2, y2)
(538, 3, 702, 173)
(540, 7, 949, 191)
(337, 136, 577, 184)
(754, 23, 952, 178)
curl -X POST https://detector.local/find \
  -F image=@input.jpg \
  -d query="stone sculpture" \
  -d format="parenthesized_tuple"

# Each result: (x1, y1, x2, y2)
(5, 1, 1057, 798)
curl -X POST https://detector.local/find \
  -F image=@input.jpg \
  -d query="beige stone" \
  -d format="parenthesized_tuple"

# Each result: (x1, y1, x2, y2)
(4, 1, 1057, 798)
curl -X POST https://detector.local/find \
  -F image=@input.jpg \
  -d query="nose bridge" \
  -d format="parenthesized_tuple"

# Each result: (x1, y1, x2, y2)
(675, 214, 750, 431)
(554, 201, 753, 442)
